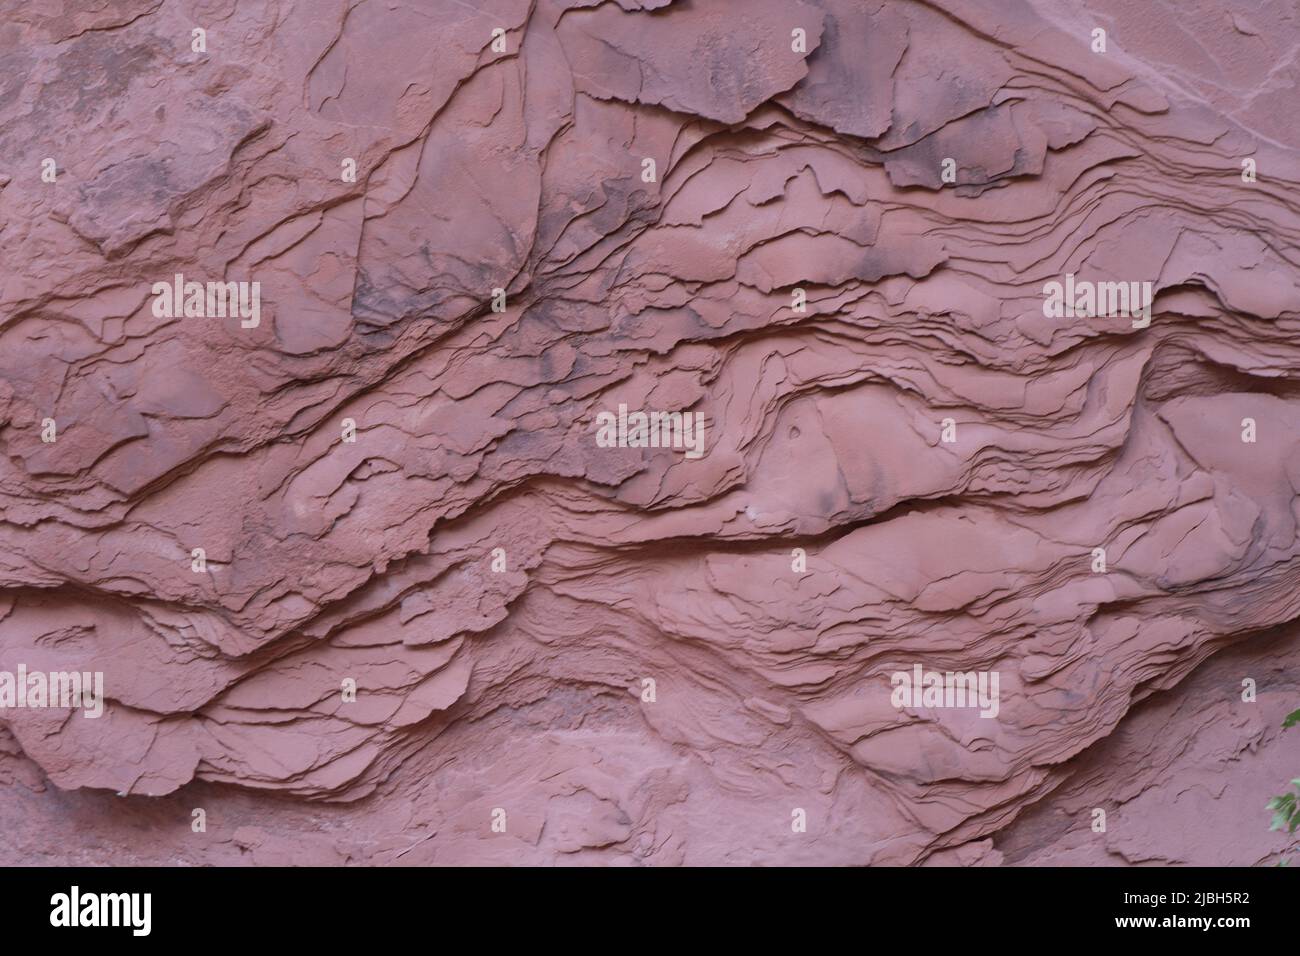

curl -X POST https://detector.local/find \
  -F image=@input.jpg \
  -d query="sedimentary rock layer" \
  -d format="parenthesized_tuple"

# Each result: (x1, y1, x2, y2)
(0, 0, 1297, 865)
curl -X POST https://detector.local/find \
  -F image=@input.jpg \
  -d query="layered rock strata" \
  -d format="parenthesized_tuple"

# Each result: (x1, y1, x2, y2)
(0, 0, 1297, 865)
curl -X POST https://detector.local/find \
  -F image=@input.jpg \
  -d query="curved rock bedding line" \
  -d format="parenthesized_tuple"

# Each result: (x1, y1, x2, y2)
(0, 0, 1297, 865)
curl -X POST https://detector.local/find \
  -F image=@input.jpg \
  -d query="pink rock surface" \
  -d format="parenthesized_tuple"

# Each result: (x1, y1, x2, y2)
(0, 0, 1297, 865)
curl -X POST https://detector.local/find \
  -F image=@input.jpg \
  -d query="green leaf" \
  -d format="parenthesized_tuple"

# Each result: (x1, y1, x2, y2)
(1265, 704, 1300, 837)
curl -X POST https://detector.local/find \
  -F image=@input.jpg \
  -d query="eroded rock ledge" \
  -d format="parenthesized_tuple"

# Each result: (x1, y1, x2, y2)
(0, 0, 1297, 865)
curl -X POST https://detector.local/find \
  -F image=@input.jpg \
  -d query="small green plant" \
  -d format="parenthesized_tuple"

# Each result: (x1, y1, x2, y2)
(1266, 708, 1300, 864)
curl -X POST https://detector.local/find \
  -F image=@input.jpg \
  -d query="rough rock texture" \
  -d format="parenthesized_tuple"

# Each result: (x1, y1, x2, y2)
(1, 0, 1298, 866)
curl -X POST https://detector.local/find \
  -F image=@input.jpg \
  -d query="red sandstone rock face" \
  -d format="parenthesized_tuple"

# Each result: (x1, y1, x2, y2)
(0, 0, 1297, 866)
